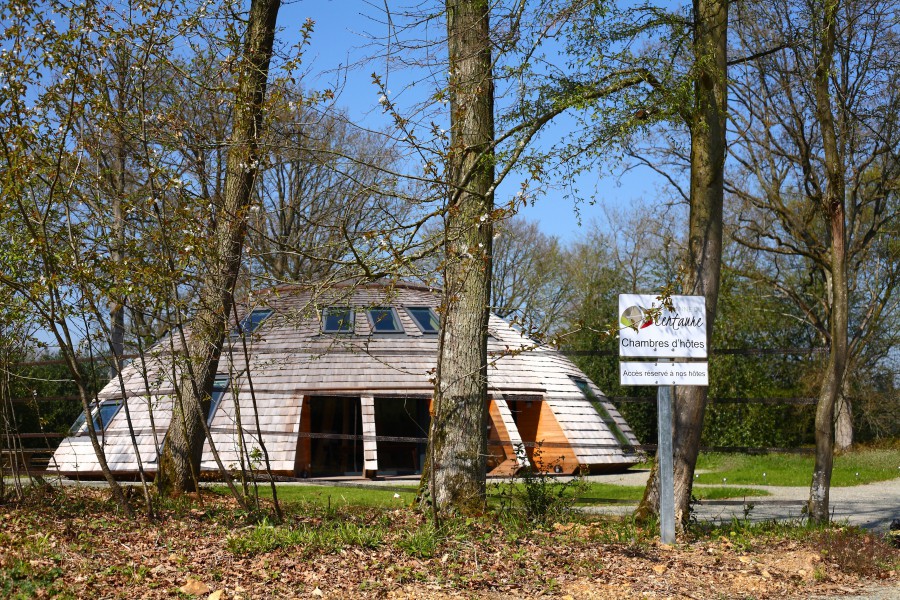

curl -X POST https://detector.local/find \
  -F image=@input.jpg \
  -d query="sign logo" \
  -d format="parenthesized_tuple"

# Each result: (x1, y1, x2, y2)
(619, 305, 654, 332)
(618, 294, 708, 359)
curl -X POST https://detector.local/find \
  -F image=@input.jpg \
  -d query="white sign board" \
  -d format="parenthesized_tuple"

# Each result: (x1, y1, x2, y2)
(618, 294, 708, 358)
(620, 361, 709, 386)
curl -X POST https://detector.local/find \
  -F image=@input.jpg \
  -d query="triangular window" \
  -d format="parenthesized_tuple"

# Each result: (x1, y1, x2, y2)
(208, 376, 230, 424)
(572, 378, 633, 452)
(69, 399, 123, 435)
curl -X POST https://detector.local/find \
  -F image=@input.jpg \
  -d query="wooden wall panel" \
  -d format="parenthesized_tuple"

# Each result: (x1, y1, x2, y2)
(533, 401, 579, 474)
(486, 399, 512, 470)
(360, 395, 378, 476)
(294, 395, 310, 476)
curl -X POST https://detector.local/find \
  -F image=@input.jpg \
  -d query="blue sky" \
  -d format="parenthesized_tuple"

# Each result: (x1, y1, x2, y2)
(277, 1, 667, 243)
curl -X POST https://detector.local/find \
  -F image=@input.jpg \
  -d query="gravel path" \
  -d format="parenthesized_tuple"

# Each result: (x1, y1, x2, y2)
(813, 585, 900, 600)
(584, 470, 900, 533)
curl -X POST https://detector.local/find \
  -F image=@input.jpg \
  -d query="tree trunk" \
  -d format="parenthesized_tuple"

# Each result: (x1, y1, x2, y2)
(109, 72, 128, 378)
(636, 0, 728, 527)
(108, 191, 126, 378)
(808, 0, 848, 524)
(423, 0, 495, 516)
(834, 374, 853, 450)
(156, 0, 281, 495)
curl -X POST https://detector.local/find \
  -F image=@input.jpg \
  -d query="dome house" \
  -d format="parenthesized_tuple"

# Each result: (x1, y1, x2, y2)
(52, 282, 640, 479)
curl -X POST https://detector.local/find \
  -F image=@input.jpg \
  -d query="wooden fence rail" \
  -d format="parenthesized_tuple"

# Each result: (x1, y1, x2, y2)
(1, 449, 55, 473)
(609, 396, 818, 405)
(10, 394, 820, 406)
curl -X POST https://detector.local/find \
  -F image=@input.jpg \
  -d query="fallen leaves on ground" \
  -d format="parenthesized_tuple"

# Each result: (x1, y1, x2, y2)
(0, 488, 895, 599)
(179, 578, 210, 595)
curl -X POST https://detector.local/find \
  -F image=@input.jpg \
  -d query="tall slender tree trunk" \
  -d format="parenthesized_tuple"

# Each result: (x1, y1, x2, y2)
(109, 202, 126, 377)
(423, 0, 495, 515)
(636, 0, 728, 527)
(808, 0, 848, 523)
(834, 373, 853, 450)
(109, 68, 128, 377)
(156, 0, 281, 495)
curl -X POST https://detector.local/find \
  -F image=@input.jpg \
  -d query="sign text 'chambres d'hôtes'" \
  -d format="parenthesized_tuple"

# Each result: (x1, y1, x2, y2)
(617, 294, 708, 359)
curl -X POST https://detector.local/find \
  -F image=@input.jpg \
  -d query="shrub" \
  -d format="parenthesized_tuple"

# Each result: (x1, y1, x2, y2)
(813, 528, 899, 576)
(494, 443, 587, 527)
(396, 522, 439, 558)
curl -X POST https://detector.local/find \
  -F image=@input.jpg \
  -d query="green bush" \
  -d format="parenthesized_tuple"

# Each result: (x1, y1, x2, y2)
(396, 522, 440, 558)
(494, 443, 587, 526)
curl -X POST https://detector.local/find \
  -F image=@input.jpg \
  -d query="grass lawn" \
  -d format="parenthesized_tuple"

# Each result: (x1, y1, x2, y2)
(238, 481, 768, 508)
(238, 483, 418, 507)
(223, 443, 900, 509)
(694, 447, 900, 487)
(220, 444, 900, 509)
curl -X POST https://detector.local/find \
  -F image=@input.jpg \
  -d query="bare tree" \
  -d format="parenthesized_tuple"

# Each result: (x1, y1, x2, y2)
(724, 0, 899, 520)
(491, 217, 572, 337)
(728, 0, 900, 457)
(636, 0, 729, 527)
(424, 0, 497, 515)
(806, 0, 849, 523)
(248, 96, 410, 283)
(155, 0, 281, 495)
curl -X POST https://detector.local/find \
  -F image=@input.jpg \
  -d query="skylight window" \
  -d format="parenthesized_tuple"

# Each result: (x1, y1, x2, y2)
(406, 307, 439, 334)
(231, 308, 273, 338)
(367, 307, 403, 333)
(69, 399, 123, 435)
(571, 378, 633, 452)
(322, 307, 355, 333)
(208, 376, 230, 424)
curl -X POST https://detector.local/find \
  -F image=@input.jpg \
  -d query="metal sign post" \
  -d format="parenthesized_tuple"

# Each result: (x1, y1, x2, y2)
(657, 382, 675, 545)
(618, 294, 708, 546)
